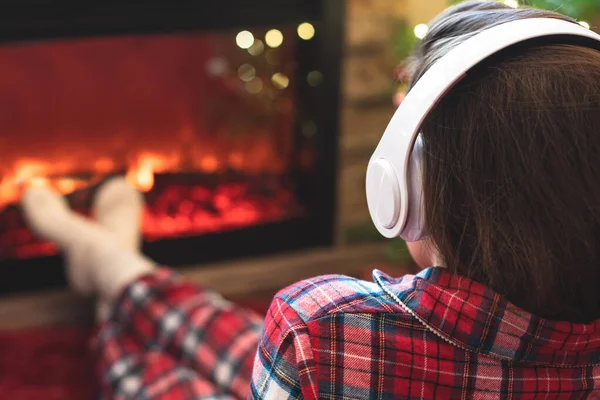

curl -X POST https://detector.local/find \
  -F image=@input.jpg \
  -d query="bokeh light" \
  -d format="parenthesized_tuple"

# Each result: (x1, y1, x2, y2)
(307, 71, 324, 87)
(297, 23, 315, 40)
(248, 39, 265, 56)
(236, 31, 254, 49)
(265, 29, 284, 48)
(245, 78, 263, 94)
(237, 64, 256, 82)
(271, 73, 290, 89)
(414, 24, 429, 39)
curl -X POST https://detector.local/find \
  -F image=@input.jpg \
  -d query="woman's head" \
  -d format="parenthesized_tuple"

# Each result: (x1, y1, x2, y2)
(407, 1, 600, 322)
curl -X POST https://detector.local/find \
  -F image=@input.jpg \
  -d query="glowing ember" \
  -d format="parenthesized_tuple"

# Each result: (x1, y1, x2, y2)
(142, 179, 300, 240)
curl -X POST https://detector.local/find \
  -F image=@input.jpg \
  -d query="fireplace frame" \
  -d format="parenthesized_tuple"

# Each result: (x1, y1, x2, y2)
(0, 0, 344, 294)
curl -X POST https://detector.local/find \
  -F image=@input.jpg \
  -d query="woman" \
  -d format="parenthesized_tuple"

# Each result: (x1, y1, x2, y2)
(21, 1, 600, 398)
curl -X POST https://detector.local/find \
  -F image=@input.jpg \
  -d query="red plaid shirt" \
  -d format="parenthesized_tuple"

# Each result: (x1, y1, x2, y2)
(94, 267, 600, 399)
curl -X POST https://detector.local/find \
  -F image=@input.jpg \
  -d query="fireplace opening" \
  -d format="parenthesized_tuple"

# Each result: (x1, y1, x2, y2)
(0, 1, 343, 294)
(0, 31, 306, 259)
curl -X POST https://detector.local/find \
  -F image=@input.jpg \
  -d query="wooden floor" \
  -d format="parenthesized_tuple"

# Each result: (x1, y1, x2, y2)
(0, 243, 392, 330)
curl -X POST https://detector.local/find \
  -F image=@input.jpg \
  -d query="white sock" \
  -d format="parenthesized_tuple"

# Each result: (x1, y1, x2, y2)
(21, 186, 155, 310)
(91, 177, 154, 320)
(92, 177, 144, 252)
(22, 188, 113, 295)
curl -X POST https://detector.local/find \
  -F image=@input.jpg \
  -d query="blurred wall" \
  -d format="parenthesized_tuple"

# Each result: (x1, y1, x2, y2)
(337, 0, 448, 242)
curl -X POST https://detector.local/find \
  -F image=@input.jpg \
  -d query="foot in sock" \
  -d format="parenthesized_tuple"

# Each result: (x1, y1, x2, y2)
(21, 180, 155, 303)
(92, 176, 144, 252)
(22, 187, 117, 295)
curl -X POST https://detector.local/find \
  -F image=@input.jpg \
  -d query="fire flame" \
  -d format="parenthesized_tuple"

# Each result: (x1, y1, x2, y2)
(0, 139, 303, 260)
(125, 152, 177, 193)
(0, 136, 288, 210)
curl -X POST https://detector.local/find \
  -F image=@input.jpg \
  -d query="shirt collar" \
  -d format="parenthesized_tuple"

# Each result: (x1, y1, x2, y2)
(373, 267, 600, 366)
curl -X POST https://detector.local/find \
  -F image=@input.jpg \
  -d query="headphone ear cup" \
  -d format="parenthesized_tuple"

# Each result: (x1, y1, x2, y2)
(402, 135, 428, 242)
(366, 158, 403, 233)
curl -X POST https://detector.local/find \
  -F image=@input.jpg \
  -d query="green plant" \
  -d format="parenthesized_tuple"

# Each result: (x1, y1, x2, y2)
(450, 0, 600, 21)
(385, 238, 413, 264)
(392, 21, 420, 62)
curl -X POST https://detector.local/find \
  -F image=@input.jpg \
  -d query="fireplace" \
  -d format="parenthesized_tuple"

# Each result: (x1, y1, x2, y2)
(0, 1, 344, 294)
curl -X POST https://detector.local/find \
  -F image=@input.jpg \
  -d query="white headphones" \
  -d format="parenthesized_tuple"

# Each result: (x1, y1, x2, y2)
(366, 18, 600, 242)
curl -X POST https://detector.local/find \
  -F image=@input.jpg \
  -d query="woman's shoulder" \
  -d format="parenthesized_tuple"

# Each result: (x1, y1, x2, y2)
(271, 273, 411, 323)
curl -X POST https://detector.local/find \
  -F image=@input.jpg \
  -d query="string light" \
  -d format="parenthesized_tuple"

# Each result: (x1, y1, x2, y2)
(297, 23, 315, 40)
(248, 39, 265, 56)
(580, 21, 590, 29)
(504, 0, 518, 8)
(307, 71, 324, 87)
(235, 31, 254, 49)
(245, 78, 263, 94)
(265, 29, 284, 48)
(237, 64, 256, 82)
(271, 73, 290, 89)
(414, 24, 429, 39)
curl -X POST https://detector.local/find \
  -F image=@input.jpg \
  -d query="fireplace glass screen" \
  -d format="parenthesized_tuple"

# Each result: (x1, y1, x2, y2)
(0, 1, 343, 294)
(0, 28, 320, 257)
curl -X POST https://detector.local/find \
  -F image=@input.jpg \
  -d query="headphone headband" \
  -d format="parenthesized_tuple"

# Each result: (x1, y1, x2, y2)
(366, 18, 600, 241)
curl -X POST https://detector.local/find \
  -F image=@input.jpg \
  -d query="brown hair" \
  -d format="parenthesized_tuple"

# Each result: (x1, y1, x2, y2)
(408, 1, 600, 322)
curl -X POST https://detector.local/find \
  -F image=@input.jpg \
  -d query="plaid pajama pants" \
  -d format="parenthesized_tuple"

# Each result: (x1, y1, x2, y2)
(94, 268, 262, 399)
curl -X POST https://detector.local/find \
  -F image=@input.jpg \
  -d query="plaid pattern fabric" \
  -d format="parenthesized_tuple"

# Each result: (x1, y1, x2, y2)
(94, 267, 600, 399)
(94, 269, 263, 399)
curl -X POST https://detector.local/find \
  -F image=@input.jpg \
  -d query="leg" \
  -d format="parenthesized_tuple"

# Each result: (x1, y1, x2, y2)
(106, 269, 263, 398)
(95, 320, 239, 399)
(93, 181, 263, 396)
(92, 177, 147, 320)
(21, 180, 263, 398)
